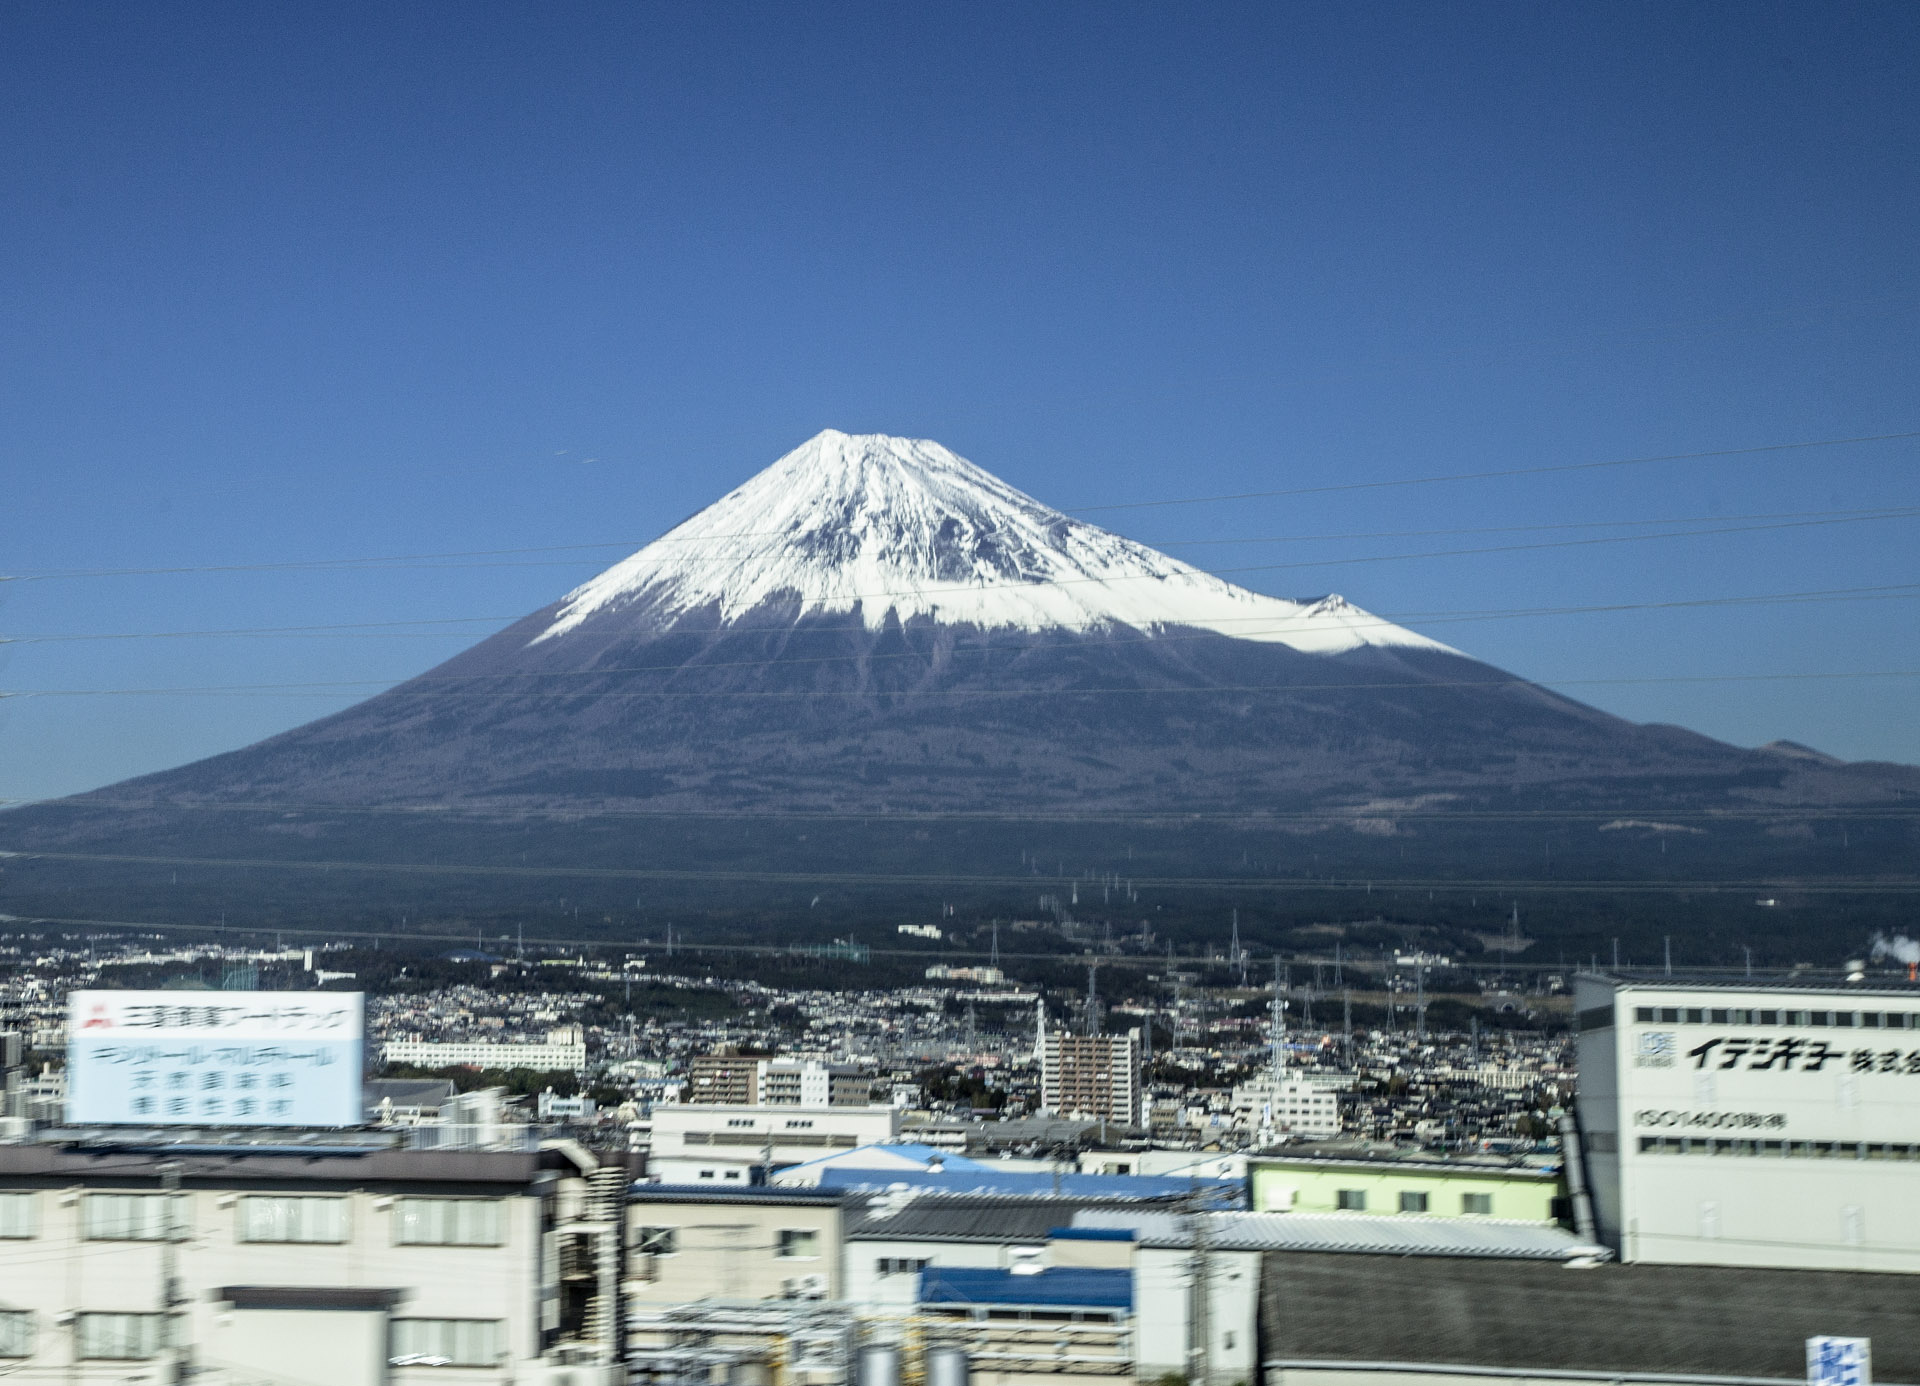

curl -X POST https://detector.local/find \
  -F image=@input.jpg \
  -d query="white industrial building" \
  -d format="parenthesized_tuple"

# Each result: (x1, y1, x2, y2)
(645, 1104, 903, 1184)
(381, 1025, 587, 1074)
(1575, 972, 1920, 1271)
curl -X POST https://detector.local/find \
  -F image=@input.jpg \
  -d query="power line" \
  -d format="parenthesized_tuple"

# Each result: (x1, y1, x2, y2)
(8, 797, 1915, 822)
(1065, 430, 1920, 514)
(9, 574, 1917, 648)
(4, 431, 1913, 582)
(1, 853, 1914, 894)
(10, 667, 1918, 700)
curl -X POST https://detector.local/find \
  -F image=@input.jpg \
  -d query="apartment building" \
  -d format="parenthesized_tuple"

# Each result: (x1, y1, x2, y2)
(0, 1138, 621, 1385)
(686, 1054, 874, 1109)
(1039, 1029, 1143, 1127)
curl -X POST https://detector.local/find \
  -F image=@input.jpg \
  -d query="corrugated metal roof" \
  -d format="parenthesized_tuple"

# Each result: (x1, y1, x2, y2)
(920, 1266, 1133, 1310)
(1073, 1209, 1600, 1260)
(850, 1192, 1180, 1243)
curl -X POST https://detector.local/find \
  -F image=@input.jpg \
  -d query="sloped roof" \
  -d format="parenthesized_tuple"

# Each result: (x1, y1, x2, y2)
(1072, 1208, 1601, 1260)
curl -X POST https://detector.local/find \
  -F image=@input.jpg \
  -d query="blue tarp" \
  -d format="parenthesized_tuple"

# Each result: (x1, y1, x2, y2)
(920, 1266, 1133, 1310)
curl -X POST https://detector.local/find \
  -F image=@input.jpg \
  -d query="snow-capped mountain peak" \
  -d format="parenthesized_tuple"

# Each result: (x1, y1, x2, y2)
(534, 429, 1450, 654)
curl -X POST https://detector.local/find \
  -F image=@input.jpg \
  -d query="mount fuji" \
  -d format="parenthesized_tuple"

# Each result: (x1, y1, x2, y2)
(5, 430, 1915, 938)
(30, 430, 1919, 816)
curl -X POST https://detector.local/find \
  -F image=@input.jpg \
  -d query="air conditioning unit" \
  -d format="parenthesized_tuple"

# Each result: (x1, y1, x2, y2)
(797, 1274, 829, 1300)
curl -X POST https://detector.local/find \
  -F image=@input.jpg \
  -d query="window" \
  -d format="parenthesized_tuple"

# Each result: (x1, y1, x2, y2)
(876, 1257, 929, 1276)
(1462, 1192, 1493, 1216)
(1335, 1189, 1367, 1212)
(0, 1311, 30, 1358)
(776, 1228, 819, 1259)
(1399, 1191, 1429, 1214)
(76, 1313, 163, 1360)
(636, 1226, 678, 1255)
(395, 1198, 504, 1247)
(83, 1193, 177, 1241)
(239, 1196, 346, 1244)
(390, 1318, 503, 1368)
(0, 1193, 36, 1239)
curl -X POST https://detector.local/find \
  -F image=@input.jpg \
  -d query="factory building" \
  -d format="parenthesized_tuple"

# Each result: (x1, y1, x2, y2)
(1575, 972, 1920, 1272)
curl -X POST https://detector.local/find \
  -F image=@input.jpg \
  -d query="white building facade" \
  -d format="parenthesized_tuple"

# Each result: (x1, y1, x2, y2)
(1576, 973, 1920, 1271)
(0, 1139, 619, 1385)
(646, 1104, 902, 1184)
(382, 1026, 587, 1074)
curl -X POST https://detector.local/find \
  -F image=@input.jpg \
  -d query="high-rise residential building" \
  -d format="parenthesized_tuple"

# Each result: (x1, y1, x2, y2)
(686, 1052, 874, 1108)
(1038, 1016, 1142, 1126)
(686, 1049, 762, 1105)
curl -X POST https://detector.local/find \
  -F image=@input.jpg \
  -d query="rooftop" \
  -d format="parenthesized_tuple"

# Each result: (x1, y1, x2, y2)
(921, 1266, 1133, 1311)
(1072, 1208, 1602, 1261)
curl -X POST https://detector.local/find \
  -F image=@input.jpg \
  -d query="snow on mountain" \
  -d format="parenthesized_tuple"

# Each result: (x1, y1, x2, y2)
(535, 430, 1452, 655)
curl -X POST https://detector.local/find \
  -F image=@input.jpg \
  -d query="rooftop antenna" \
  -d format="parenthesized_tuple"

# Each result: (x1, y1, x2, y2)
(1334, 940, 1343, 988)
(1231, 911, 1246, 987)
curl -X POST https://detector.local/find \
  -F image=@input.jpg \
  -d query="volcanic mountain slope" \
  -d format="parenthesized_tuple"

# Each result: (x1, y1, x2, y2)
(30, 429, 1915, 822)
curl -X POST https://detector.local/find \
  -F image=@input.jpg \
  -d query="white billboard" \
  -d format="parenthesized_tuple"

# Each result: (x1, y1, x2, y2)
(1617, 992, 1920, 1147)
(67, 990, 364, 1127)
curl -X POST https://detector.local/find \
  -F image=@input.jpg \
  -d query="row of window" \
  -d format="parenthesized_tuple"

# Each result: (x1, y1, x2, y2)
(1639, 1137, 1920, 1159)
(0, 1192, 506, 1247)
(1633, 1006, 1916, 1030)
(633, 1226, 820, 1259)
(1334, 1189, 1495, 1215)
(0, 1312, 499, 1365)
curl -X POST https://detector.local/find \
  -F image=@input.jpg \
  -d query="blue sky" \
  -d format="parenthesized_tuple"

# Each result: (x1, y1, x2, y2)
(3, 2, 1916, 802)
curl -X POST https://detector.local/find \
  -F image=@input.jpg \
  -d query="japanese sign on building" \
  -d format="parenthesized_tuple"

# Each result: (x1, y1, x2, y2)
(67, 990, 364, 1128)
(1808, 1337, 1870, 1386)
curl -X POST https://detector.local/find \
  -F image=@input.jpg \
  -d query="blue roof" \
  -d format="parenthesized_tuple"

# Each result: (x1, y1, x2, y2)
(1048, 1226, 1134, 1241)
(815, 1166, 1243, 1205)
(920, 1266, 1133, 1310)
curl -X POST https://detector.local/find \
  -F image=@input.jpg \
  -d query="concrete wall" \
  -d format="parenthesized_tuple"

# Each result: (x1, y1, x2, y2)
(210, 1306, 389, 1386)
(1250, 1163, 1559, 1222)
(626, 1198, 842, 1304)
(1135, 1246, 1260, 1384)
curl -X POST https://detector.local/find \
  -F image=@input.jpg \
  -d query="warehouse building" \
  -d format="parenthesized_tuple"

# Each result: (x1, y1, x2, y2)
(1575, 971, 1920, 1271)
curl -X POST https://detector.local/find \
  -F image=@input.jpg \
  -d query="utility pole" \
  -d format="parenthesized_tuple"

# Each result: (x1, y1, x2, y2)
(1187, 1193, 1213, 1386)
(158, 1160, 188, 1385)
